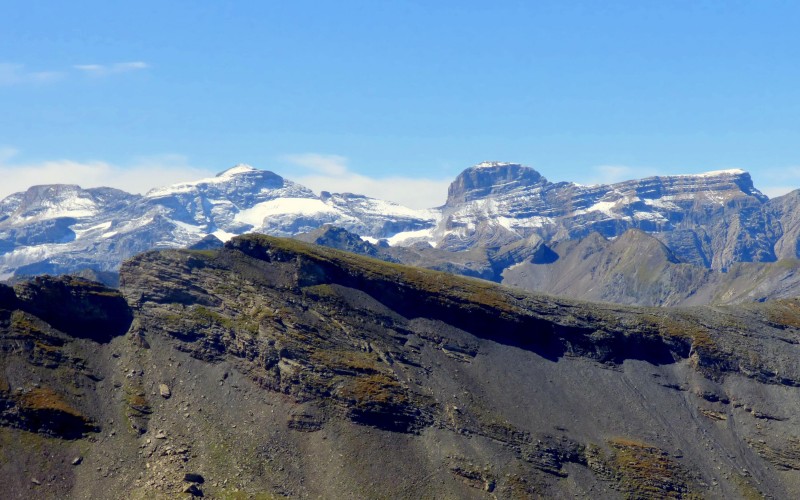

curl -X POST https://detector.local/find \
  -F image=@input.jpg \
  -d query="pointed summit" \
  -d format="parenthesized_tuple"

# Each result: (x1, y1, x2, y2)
(447, 162, 548, 205)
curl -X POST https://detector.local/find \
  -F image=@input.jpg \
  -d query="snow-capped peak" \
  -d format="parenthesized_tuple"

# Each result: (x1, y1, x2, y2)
(472, 161, 516, 170)
(685, 168, 746, 178)
(145, 164, 271, 198)
(216, 163, 257, 177)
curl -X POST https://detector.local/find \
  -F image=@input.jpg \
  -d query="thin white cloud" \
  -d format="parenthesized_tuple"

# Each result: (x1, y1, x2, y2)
(281, 153, 450, 209)
(0, 149, 451, 208)
(281, 153, 349, 176)
(0, 150, 213, 200)
(588, 164, 661, 185)
(0, 63, 63, 86)
(1, 61, 149, 86)
(74, 61, 149, 77)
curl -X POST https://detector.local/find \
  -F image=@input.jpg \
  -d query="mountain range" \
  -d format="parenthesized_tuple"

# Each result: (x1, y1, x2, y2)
(3, 161, 800, 307)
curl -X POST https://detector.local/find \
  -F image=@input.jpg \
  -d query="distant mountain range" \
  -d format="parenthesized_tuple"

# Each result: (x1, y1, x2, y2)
(3, 161, 800, 305)
(0, 164, 437, 279)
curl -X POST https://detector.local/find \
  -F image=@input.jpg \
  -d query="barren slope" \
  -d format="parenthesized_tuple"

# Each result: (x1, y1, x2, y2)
(2, 235, 800, 498)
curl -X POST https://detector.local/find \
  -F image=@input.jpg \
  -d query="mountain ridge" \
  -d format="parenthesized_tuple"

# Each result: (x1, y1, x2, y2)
(2, 161, 799, 305)
(4, 234, 800, 497)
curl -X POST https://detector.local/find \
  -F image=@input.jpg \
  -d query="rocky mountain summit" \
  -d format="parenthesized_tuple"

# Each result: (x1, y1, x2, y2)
(435, 162, 775, 270)
(3, 235, 800, 498)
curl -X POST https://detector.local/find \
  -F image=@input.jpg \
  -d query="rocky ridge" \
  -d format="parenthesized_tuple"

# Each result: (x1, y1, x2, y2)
(3, 235, 800, 497)
(503, 228, 800, 307)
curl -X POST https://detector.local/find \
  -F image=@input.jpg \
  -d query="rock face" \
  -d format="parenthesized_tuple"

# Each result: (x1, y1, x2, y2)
(294, 225, 388, 260)
(13, 275, 133, 342)
(446, 161, 549, 204)
(1, 277, 131, 443)
(435, 162, 774, 271)
(501, 228, 800, 307)
(3, 235, 800, 497)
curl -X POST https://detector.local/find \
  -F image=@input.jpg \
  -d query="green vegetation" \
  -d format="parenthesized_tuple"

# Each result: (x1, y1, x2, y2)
(123, 382, 152, 433)
(124, 390, 151, 415)
(302, 283, 339, 299)
(186, 249, 218, 259)
(763, 299, 800, 329)
(639, 312, 719, 352)
(339, 373, 407, 409)
(10, 310, 46, 336)
(732, 474, 766, 500)
(18, 387, 84, 417)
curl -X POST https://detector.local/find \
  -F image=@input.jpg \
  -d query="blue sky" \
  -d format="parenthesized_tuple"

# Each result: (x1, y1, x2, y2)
(2, 1, 799, 207)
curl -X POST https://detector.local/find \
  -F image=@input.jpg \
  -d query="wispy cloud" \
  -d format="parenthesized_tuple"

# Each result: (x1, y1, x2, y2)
(1, 61, 149, 86)
(588, 164, 661, 185)
(281, 153, 349, 176)
(281, 153, 450, 209)
(74, 61, 149, 77)
(0, 149, 451, 208)
(0, 149, 213, 200)
(0, 63, 63, 86)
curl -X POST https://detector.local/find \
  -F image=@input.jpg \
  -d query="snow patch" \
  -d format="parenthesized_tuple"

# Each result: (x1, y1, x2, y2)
(386, 228, 436, 247)
(471, 161, 515, 170)
(212, 229, 237, 242)
(72, 221, 112, 239)
(574, 200, 617, 216)
(235, 198, 340, 227)
(17, 199, 97, 222)
(511, 216, 553, 229)
(685, 169, 745, 178)
(170, 219, 205, 233)
(217, 163, 257, 176)
(643, 198, 680, 210)
(506, 260, 529, 272)
(633, 211, 667, 221)
(495, 217, 517, 232)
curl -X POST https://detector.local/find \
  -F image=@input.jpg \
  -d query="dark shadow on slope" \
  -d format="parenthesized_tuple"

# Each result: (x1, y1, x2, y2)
(13, 275, 133, 343)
